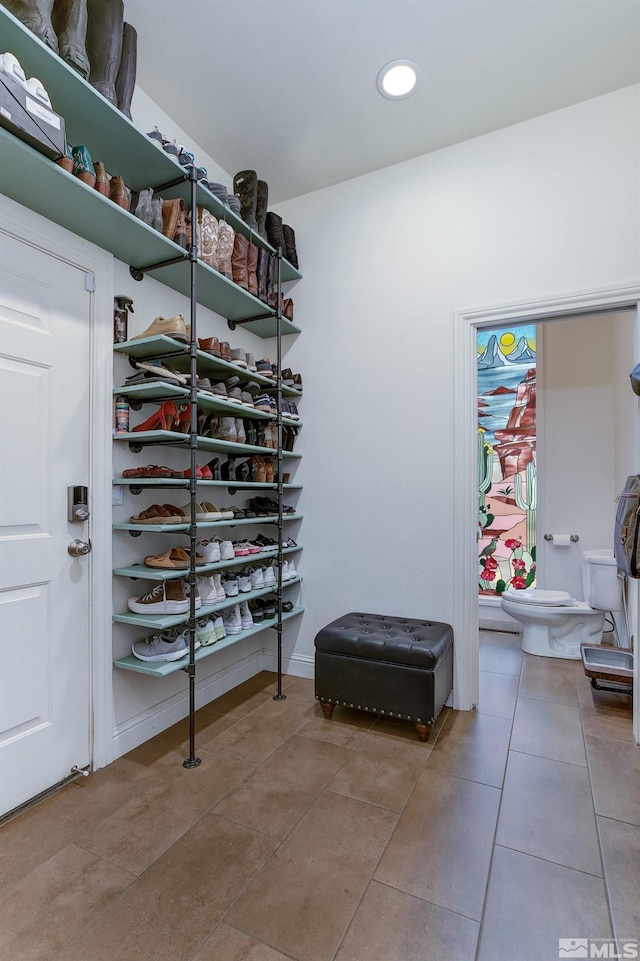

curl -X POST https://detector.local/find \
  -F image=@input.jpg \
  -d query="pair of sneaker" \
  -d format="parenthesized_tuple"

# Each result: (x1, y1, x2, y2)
(222, 601, 253, 634)
(131, 624, 199, 662)
(128, 579, 201, 614)
(282, 559, 297, 580)
(196, 573, 226, 603)
(196, 615, 225, 646)
(198, 538, 234, 562)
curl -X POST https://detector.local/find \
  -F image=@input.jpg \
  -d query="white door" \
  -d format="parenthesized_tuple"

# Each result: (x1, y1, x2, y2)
(0, 230, 91, 816)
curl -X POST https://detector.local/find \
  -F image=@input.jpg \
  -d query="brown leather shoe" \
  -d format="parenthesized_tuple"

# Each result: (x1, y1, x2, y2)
(282, 297, 294, 320)
(232, 234, 249, 290)
(219, 341, 231, 362)
(198, 336, 221, 357)
(131, 315, 188, 342)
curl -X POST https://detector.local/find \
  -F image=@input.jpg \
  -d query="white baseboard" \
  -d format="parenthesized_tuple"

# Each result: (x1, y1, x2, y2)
(111, 649, 267, 759)
(479, 598, 520, 633)
(262, 649, 314, 679)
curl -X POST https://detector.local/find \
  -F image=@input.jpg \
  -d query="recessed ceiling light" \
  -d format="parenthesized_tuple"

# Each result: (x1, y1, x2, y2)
(376, 59, 421, 99)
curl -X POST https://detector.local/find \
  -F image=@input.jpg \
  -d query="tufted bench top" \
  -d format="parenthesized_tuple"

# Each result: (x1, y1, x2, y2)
(314, 612, 453, 669)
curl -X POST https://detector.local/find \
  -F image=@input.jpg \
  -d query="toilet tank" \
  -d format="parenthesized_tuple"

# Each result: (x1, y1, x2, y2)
(582, 549, 623, 612)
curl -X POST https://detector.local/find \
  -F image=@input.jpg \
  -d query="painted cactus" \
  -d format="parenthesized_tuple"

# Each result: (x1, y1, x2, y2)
(478, 428, 493, 508)
(514, 459, 537, 551)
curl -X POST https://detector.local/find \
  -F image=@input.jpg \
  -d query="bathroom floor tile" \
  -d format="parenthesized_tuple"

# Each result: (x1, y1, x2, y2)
(213, 736, 350, 839)
(519, 653, 579, 705)
(281, 675, 316, 701)
(375, 769, 500, 921)
(335, 880, 479, 961)
(297, 703, 377, 748)
(478, 638, 523, 675)
(477, 846, 612, 961)
(496, 750, 602, 876)
(597, 816, 640, 943)
(511, 696, 586, 766)
(577, 683, 634, 742)
(585, 735, 640, 825)
(200, 697, 316, 766)
(477, 669, 519, 718)
(425, 709, 511, 788)
(206, 671, 280, 718)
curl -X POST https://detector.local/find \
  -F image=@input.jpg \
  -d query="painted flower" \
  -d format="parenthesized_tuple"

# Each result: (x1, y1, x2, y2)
(483, 556, 499, 571)
(511, 575, 527, 589)
(480, 567, 496, 582)
(505, 538, 522, 550)
(512, 558, 526, 571)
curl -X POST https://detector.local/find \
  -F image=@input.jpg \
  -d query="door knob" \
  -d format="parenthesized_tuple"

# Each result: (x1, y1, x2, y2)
(68, 538, 91, 557)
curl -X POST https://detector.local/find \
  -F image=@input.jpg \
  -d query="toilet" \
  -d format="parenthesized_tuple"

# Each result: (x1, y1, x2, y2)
(500, 549, 624, 659)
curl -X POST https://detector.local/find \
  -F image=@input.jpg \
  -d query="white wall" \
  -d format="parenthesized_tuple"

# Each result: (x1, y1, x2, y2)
(272, 85, 640, 678)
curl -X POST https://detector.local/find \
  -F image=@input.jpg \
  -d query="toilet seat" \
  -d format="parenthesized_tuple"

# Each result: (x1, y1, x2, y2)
(503, 589, 575, 607)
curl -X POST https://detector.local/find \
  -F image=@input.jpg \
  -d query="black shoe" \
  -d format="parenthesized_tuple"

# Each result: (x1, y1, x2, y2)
(207, 457, 222, 480)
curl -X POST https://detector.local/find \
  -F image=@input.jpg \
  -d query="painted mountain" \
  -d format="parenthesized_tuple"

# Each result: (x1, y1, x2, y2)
(477, 334, 536, 368)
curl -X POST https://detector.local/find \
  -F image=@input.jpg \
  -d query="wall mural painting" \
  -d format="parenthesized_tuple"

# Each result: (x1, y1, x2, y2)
(477, 325, 537, 596)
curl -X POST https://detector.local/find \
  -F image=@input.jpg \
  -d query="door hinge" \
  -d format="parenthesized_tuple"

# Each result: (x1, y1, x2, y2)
(84, 271, 96, 292)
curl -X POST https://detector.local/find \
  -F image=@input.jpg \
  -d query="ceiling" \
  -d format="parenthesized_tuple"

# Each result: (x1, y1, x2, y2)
(124, 0, 640, 203)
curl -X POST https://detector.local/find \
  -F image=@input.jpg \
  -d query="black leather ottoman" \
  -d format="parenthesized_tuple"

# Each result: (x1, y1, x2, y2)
(314, 612, 453, 741)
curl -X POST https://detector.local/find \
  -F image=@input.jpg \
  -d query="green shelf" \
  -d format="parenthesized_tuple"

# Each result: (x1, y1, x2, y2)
(112, 383, 190, 403)
(113, 430, 302, 458)
(113, 514, 303, 533)
(113, 545, 302, 581)
(112, 478, 302, 491)
(0, 7, 302, 286)
(113, 607, 304, 677)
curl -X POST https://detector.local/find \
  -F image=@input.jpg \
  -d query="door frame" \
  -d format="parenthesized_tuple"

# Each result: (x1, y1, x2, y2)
(453, 282, 640, 743)
(0, 193, 114, 771)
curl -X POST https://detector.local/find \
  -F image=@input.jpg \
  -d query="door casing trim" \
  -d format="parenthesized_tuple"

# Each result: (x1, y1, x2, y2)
(0, 192, 114, 770)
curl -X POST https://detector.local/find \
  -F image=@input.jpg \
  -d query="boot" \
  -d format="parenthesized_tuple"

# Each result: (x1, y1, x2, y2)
(256, 247, 269, 304)
(115, 21, 136, 119)
(266, 252, 277, 309)
(85, 0, 124, 107)
(52, 0, 90, 78)
(231, 233, 249, 290)
(265, 211, 285, 254)
(247, 242, 258, 297)
(217, 221, 234, 281)
(283, 224, 299, 269)
(198, 208, 219, 270)
(256, 180, 269, 239)
(232, 170, 258, 230)
(4, 0, 58, 52)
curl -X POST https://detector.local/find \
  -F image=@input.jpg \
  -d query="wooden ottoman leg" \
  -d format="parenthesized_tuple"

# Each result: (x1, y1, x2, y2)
(415, 722, 432, 742)
(320, 701, 335, 720)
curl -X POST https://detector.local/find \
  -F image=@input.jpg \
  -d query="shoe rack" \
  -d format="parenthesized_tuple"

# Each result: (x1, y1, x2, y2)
(0, 5, 303, 768)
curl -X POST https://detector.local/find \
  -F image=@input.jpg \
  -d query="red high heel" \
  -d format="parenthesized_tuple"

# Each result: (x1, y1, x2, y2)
(132, 400, 179, 432)
(174, 404, 192, 434)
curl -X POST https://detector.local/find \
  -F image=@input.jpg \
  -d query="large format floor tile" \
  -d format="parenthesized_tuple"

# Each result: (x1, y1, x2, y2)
(200, 696, 316, 765)
(375, 768, 500, 921)
(213, 735, 351, 839)
(477, 669, 519, 718)
(577, 683, 634, 743)
(298, 703, 377, 748)
(478, 637, 523, 675)
(585, 735, 640, 826)
(511, 696, 586, 766)
(62, 814, 277, 961)
(597, 816, 640, 944)
(518, 653, 579, 705)
(477, 845, 612, 961)
(335, 880, 479, 961)
(0, 844, 133, 961)
(496, 750, 602, 876)
(425, 709, 511, 788)
(193, 924, 293, 961)
(328, 726, 430, 811)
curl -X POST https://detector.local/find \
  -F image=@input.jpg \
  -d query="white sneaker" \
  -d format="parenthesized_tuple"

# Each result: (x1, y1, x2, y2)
(222, 572, 238, 597)
(222, 603, 242, 634)
(213, 615, 226, 640)
(237, 569, 252, 593)
(196, 576, 218, 604)
(287, 559, 297, 579)
(197, 539, 221, 562)
(239, 600, 253, 630)
(213, 538, 235, 561)
(250, 567, 265, 589)
(132, 630, 188, 662)
(212, 572, 226, 601)
(196, 617, 217, 646)
(263, 564, 277, 587)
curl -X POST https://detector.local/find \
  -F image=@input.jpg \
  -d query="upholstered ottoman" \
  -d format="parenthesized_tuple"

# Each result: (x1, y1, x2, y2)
(314, 612, 453, 741)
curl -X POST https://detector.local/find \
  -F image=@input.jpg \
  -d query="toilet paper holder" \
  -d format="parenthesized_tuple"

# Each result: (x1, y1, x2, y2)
(544, 533, 579, 543)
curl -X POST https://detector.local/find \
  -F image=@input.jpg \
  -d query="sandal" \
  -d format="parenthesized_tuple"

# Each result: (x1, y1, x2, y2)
(130, 504, 185, 524)
(144, 547, 191, 569)
(122, 465, 181, 478)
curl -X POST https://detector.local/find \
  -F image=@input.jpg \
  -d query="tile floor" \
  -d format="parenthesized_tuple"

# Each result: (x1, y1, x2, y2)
(0, 630, 637, 961)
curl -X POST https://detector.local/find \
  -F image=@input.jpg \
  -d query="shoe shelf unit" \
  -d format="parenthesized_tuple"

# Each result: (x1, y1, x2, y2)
(0, 8, 301, 331)
(113, 514, 303, 534)
(112, 609, 305, 679)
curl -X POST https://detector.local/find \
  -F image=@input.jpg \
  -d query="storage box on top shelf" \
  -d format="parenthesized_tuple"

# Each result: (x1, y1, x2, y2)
(0, 70, 65, 159)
